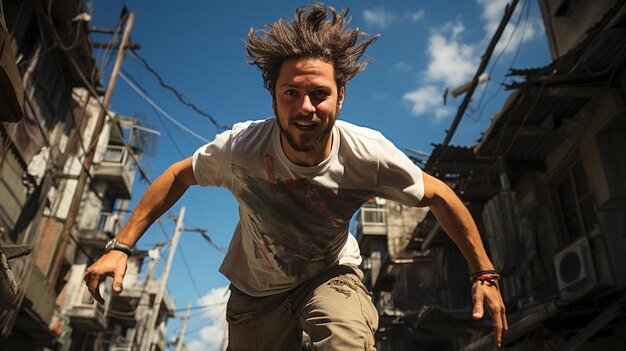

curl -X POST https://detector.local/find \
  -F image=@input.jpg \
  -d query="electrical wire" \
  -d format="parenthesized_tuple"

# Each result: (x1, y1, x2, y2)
(119, 71, 211, 144)
(93, 13, 127, 82)
(461, 32, 624, 187)
(119, 71, 228, 305)
(177, 241, 204, 299)
(119, 68, 187, 157)
(476, 0, 532, 122)
(129, 50, 228, 131)
(182, 318, 226, 337)
(44, 0, 84, 52)
(119, 70, 230, 247)
(469, 0, 531, 122)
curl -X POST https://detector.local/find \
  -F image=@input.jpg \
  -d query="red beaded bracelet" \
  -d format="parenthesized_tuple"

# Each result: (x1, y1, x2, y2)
(470, 270, 500, 286)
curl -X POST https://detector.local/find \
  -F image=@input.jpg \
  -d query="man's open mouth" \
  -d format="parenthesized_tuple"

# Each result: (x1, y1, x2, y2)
(293, 120, 319, 130)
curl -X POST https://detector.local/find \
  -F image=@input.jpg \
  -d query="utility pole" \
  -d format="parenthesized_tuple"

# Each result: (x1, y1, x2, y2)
(442, 0, 519, 146)
(142, 206, 185, 351)
(48, 12, 136, 281)
(174, 303, 191, 351)
(130, 246, 161, 349)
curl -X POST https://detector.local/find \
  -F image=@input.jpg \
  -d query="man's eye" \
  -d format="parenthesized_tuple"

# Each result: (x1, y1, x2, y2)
(313, 90, 329, 98)
(285, 90, 297, 96)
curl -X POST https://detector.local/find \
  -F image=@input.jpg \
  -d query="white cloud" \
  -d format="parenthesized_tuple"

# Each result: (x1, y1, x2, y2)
(363, 7, 425, 29)
(409, 9, 425, 22)
(392, 61, 412, 72)
(403, 86, 451, 122)
(363, 7, 396, 29)
(402, 1, 543, 122)
(477, 0, 541, 55)
(425, 22, 478, 86)
(403, 20, 478, 121)
(187, 286, 230, 351)
(478, 0, 509, 34)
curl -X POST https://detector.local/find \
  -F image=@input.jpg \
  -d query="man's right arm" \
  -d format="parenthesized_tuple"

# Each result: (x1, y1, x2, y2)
(84, 157, 197, 304)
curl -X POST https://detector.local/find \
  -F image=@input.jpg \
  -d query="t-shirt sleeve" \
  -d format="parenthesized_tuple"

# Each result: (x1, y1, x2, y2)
(375, 134, 424, 206)
(192, 129, 233, 188)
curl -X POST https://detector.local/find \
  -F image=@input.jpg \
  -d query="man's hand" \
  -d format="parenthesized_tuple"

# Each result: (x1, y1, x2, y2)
(83, 250, 128, 305)
(472, 280, 508, 348)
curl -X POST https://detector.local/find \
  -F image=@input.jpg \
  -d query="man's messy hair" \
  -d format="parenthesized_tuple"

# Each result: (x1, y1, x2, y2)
(245, 3, 379, 91)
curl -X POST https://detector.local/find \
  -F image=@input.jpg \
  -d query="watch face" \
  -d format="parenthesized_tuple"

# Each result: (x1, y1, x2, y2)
(105, 240, 114, 251)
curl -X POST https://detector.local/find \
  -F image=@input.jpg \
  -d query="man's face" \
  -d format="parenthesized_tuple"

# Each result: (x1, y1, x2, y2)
(272, 57, 344, 166)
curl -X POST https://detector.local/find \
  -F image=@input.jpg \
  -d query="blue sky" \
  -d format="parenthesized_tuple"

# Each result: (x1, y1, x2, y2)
(90, 0, 551, 349)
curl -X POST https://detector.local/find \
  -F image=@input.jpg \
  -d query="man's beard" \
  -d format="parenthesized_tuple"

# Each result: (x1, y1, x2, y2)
(275, 105, 340, 153)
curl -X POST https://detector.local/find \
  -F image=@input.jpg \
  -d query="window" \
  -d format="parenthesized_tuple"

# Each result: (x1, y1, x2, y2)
(556, 159, 598, 242)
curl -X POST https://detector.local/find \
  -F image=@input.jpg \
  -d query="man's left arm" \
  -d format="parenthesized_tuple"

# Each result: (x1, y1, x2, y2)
(418, 172, 508, 348)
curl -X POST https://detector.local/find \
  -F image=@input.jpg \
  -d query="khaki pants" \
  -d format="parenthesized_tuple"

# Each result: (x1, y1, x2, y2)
(226, 265, 379, 350)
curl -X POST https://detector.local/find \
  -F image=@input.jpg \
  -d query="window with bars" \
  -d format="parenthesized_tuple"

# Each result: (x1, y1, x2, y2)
(555, 159, 598, 242)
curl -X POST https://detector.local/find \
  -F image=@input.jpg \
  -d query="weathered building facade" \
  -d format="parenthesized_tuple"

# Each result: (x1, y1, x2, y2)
(0, 1, 171, 350)
(358, 0, 626, 350)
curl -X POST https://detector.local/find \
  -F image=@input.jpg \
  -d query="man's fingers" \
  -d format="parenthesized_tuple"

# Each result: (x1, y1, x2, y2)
(112, 267, 125, 294)
(496, 306, 508, 348)
(85, 271, 105, 305)
(488, 300, 507, 348)
(472, 293, 484, 319)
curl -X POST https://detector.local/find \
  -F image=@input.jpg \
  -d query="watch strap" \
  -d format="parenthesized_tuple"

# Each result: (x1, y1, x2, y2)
(105, 239, 133, 256)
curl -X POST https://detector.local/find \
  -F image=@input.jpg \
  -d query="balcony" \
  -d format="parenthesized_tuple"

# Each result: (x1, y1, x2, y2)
(108, 284, 143, 328)
(98, 211, 122, 234)
(356, 206, 387, 253)
(64, 264, 110, 331)
(93, 145, 136, 199)
(80, 212, 123, 245)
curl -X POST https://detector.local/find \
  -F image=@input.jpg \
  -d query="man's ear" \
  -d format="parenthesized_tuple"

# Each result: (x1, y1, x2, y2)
(338, 86, 345, 110)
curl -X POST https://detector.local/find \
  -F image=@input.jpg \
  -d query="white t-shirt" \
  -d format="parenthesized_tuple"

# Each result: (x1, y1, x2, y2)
(193, 118, 424, 296)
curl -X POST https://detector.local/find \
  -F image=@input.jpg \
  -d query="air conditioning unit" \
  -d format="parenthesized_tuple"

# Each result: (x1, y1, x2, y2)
(553, 237, 596, 300)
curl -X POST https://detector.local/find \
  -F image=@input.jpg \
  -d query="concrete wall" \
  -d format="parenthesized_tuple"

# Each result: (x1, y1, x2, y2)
(0, 139, 29, 241)
(538, 0, 618, 59)
(385, 201, 428, 258)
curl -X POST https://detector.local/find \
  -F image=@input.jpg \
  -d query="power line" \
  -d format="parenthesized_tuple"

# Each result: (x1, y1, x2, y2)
(471, 0, 532, 122)
(129, 50, 228, 131)
(119, 71, 211, 144)
(442, 0, 521, 146)
(177, 241, 204, 299)
(120, 68, 188, 157)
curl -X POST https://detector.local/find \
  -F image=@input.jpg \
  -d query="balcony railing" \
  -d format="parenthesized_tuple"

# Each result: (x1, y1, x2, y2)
(64, 263, 111, 331)
(93, 145, 136, 199)
(98, 211, 122, 234)
(102, 145, 135, 175)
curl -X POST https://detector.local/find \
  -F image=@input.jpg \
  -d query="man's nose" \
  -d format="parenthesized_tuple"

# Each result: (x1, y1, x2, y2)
(299, 94, 316, 113)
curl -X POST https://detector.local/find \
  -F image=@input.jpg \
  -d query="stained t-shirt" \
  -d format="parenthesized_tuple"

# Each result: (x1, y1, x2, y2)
(192, 118, 424, 297)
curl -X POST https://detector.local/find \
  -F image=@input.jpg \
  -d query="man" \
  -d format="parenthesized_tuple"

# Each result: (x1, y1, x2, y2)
(85, 4, 507, 350)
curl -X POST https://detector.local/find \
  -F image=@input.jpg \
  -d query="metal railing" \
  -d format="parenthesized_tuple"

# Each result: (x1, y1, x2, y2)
(360, 207, 386, 225)
(97, 212, 121, 234)
(102, 145, 127, 164)
(102, 145, 134, 174)
(64, 264, 110, 330)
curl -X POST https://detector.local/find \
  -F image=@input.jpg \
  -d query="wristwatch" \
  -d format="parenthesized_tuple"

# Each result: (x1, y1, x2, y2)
(104, 238, 134, 256)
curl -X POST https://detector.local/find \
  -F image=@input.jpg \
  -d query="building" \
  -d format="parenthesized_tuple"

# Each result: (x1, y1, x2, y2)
(358, 0, 626, 350)
(0, 2, 172, 350)
(0, 0, 99, 348)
